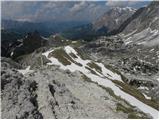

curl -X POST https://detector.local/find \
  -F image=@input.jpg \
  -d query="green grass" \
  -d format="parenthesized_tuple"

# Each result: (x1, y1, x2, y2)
(85, 66, 99, 76)
(48, 34, 85, 47)
(80, 73, 92, 82)
(116, 103, 134, 113)
(116, 103, 148, 119)
(100, 84, 149, 118)
(69, 52, 78, 58)
(80, 72, 149, 119)
(98, 85, 124, 101)
(48, 48, 73, 65)
(74, 47, 90, 60)
(104, 64, 128, 82)
(103, 63, 158, 110)
(71, 40, 84, 47)
(15, 53, 30, 62)
(48, 48, 83, 67)
(90, 83, 149, 118)
(113, 80, 159, 110)
(87, 62, 102, 73)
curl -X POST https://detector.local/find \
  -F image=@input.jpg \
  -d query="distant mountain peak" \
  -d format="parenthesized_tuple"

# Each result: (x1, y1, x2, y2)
(92, 6, 136, 32)
(112, 6, 136, 12)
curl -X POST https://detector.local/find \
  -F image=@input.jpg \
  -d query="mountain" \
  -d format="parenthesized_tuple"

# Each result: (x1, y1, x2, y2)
(62, 23, 98, 41)
(82, 1, 159, 110)
(1, 30, 23, 57)
(119, 1, 159, 47)
(2, 45, 158, 118)
(62, 7, 135, 41)
(106, 1, 159, 46)
(121, 1, 158, 35)
(93, 7, 136, 32)
(1, 1, 159, 119)
(1, 30, 85, 59)
(2, 31, 47, 59)
(2, 20, 89, 37)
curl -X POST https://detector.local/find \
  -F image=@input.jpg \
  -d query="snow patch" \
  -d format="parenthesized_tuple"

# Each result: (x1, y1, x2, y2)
(10, 52, 14, 56)
(17, 66, 34, 75)
(41, 36, 49, 40)
(115, 19, 119, 24)
(142, 93, 151, 100)
(124, 29, 137, 38)
(138, 86, 149, 90)
(42, 46, 159, 118)
(72, 41, 77, 43)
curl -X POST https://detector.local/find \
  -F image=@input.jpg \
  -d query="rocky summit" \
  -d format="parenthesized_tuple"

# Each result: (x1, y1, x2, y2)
(1, 1, 159, 119)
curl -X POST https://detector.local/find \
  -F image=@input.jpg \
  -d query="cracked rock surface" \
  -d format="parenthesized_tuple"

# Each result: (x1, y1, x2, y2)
(27, 66, 127, 119)
(1, 58, 43, 119)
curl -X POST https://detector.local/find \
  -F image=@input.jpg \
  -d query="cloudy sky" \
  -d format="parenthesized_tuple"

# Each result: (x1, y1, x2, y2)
(1, 0, 151, 22)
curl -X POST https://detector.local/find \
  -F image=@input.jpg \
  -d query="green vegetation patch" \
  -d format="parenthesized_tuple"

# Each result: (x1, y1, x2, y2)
(69, 52, 78, 58)
(113, 80, 159, 110)
(116, 103, 148, 119)
(71, 40, 84, 47)
(105, 64, 128, 82)
(48, 48, 73, 65)
(75, 62, 83, 67)
(80, 70, 150, 119)
(74, 47, 90, 60)
(79, 72, 149, 119)
(98, 84, 149, 118)
(80, 73, 92, 82)
(87, 62, 102, 73)
(85, 66, 99, 76)
(116, 103, 134, 113)
(48, 48, 83, 67)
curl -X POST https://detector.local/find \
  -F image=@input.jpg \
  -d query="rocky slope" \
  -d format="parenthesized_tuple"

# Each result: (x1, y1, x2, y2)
(121, 1, 159, 35)
(1, 57, 43, 119)
(1, 1, 159, 119)
(1, 31, 47, 59)
(1, 39, 159, 119)
(93, 7, 136, 33)
(1, 44, 157, 118)
(119, 1, 159, 47)
(62, 6, 135, 41)
(1, 30, 23, 57)
(82, 1, 159, 106)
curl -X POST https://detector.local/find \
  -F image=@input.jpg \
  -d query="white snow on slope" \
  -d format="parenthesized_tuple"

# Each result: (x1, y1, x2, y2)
(42, 46, 159, 119)
(10, 52, 14, 56)
(17, 66, 34, 75)
(142, 93, 151, 100)
(149, 49, 154, 52)
(124, 28, 159, 46)
(124, 29, 137, 38)
(41, 36, 49, 40)
(72, 41, 77, 44)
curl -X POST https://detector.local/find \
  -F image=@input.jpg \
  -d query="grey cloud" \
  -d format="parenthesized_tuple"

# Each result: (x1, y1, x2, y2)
(2, 1, 149, 22)
(70, 1, 88, 14)
(105, 0, 139, 7)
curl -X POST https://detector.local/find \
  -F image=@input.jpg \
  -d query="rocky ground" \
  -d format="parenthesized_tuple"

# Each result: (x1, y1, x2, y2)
(82, 35, 159, 101)
(1, 1, 159, 119)
(1, 57, 152, 119)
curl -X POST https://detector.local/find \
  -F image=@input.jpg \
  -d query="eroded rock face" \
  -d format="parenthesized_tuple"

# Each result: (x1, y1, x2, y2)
(93, 7, 136, 33)
(26, 67, 128, 119)
(3, 31, 47, 59)
(2, 57, 149, 119)
(84, 36, 126, 54)
(1, 59, 43, 119)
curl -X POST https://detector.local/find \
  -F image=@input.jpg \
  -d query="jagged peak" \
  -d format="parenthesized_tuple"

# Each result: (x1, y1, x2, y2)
(111, 6, 136, 13)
